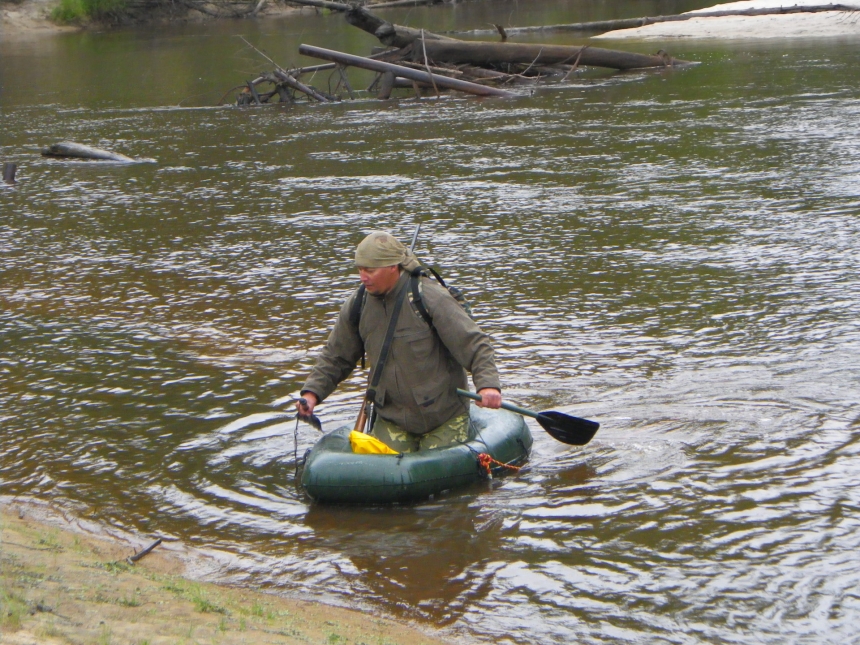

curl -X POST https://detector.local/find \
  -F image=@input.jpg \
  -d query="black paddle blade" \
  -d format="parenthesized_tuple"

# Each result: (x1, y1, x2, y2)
(297, 412, 323, 432)
(296, 396, 323, 432)
(535, 411, 599, 446)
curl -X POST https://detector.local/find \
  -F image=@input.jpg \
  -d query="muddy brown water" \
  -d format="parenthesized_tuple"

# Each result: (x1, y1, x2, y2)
(2, 2, 860, 642)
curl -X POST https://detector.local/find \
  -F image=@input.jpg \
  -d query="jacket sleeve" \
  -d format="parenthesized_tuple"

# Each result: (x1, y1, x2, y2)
(421, 281, 501, 393)
(300, 291, 364, 402)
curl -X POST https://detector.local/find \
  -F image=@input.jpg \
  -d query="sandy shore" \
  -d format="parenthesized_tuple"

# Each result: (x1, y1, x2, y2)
(595, 0, 860, 39)
(0, 0, 71, 33)
(0, 498, 450, 645)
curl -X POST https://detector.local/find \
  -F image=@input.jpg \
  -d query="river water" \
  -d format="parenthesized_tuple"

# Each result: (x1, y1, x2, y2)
(2, 1, 860, 643)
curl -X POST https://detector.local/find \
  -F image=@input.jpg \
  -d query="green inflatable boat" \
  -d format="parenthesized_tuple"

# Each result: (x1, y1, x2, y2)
(300, 406, 533, 504)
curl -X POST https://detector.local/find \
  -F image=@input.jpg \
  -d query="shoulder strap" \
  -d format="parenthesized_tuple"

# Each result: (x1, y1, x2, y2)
(348, 284, 367, 369)
(349, 284, 366, 329)
(410, 267, 433, 327)
(427, 266, 447, 288)
(366, 281, 408, 405)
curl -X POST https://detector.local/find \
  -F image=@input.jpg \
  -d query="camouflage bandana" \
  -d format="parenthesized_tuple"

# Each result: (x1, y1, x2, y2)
(355, 231, 421, 271)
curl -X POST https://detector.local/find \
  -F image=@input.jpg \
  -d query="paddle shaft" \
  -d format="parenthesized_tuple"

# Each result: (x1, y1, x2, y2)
(457, 388, 541, 420)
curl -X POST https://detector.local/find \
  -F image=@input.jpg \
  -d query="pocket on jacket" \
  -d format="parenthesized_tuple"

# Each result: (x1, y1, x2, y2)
(397, 327, 435, 365)
(411, 376, 450, 411)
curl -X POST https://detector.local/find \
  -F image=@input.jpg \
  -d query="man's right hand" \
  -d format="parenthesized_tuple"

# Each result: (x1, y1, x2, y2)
(297, 392, 319, 416)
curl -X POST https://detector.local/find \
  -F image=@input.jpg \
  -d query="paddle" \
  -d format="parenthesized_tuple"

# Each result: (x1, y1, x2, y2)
(296, 397, 323, 432)
(456, 389, 599, 446)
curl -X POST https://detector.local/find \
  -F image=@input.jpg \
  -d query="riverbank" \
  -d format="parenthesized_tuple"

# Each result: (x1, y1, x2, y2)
(595, 0, 860, 39)
(0, 0, 70, 33)
(0, 0, 305, 34)
(0, 498, 449, 645)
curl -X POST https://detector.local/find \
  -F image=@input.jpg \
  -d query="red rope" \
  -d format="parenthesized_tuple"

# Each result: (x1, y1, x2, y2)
(478, 453, 521, 477)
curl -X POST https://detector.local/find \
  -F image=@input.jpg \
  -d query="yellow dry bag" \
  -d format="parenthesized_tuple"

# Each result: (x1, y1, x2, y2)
(349, 431, 400, 455)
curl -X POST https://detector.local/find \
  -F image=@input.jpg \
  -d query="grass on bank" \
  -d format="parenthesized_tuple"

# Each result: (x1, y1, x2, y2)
(51, 0, 126, 24)
(0, 504, 447, 645)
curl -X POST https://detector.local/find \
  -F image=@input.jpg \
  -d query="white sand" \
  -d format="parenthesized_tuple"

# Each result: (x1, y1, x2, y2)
(594, 0, 860, 39)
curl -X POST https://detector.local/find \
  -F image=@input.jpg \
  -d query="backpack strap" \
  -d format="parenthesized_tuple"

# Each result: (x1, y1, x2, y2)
(410, 267, 433, 327)
(348, 285, 367, 369)
(349, 284, 366, 329)
(427, 266, 447, 288)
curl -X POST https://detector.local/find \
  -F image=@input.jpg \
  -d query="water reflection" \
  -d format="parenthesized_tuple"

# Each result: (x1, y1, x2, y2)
(3, 9, 860, 644)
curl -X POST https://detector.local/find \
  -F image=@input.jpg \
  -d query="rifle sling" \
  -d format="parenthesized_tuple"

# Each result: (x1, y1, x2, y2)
(365, 280, 409, 405)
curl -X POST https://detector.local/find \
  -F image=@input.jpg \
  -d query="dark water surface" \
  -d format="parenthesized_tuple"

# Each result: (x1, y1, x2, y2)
(2, 2, 860, 643)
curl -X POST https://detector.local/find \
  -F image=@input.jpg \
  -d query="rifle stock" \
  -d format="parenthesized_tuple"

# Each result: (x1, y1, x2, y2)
(353, 396, 369, 433)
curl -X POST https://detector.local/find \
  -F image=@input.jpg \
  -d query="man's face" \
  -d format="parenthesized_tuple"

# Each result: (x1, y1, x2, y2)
(358, 265, 401, 295)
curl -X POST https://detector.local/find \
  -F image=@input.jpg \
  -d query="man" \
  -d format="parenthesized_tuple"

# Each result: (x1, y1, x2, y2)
(297, 230, 502, 453)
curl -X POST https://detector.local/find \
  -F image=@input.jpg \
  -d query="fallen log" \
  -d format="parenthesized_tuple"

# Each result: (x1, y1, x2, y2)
(287, 0, 351, 11)
(372, 0, 444, 7)
(449, 3, 856, 36)
(345, 5, 454, 48)
(41, 142, 153, 163)
(298, 43, 517, 97)
(419, 39, 694, 70)
(342, 7, 693, 70)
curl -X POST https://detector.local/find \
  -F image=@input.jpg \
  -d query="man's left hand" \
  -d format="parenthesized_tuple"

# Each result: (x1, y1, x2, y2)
(476, 388, 502, 409)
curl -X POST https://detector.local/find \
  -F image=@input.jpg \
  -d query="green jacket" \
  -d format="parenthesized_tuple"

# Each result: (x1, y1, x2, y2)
(302, 271, 501, 434)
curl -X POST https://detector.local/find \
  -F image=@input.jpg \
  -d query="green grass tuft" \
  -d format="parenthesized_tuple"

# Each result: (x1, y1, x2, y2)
(51, 0, 127, 24)
(0, 589, 29, 629)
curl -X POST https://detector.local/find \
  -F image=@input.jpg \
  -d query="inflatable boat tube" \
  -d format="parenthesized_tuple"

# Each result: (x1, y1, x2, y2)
(301, 406, 533, 504)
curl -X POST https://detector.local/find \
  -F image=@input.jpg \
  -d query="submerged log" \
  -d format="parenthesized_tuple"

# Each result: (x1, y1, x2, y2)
(2, 163, 16, 184)
(420, 40, 693, 70)
(377, 70, 397, 99)
(41, 142, 148, 163)
(298, 44, 517, 98)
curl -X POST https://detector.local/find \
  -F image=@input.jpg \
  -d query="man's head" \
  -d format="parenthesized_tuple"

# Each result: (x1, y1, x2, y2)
(355, 231, 407, 295)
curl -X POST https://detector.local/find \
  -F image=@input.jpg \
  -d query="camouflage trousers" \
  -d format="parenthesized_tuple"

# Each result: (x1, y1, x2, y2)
(370, 413, 472, 453)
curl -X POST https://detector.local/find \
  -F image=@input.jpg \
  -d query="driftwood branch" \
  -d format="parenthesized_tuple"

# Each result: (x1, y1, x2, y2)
(298, 43, 516, 97)
(273, 69, 334, 102)
(226, 3, 699, 105)
(127, 538, 162, 565)
(247, 79, 263, 104)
